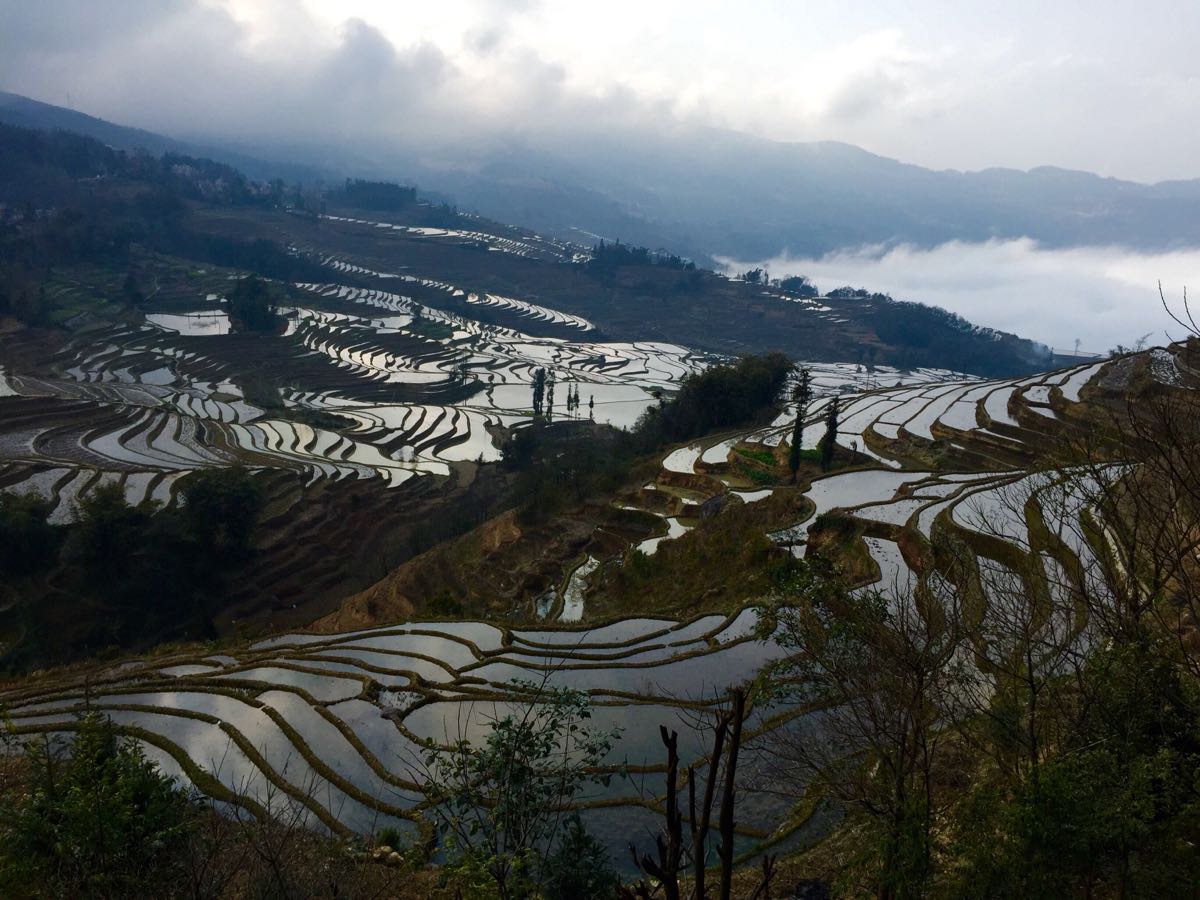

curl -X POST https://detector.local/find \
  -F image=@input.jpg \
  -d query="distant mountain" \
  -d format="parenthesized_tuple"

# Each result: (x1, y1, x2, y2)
(0, 91, 333, 186)
(378, 127, 1200, 263)
(5, 90, 1200, 265)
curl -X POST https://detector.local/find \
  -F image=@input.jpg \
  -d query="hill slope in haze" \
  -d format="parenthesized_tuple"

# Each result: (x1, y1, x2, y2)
(5, 91, 1200, 265)
(382, 127, 1200, 262)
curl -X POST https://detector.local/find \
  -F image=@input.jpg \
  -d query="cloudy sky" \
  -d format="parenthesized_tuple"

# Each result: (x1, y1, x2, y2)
(3, 0, 1200, 182)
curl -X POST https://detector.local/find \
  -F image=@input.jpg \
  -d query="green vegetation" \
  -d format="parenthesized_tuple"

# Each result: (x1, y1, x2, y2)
(4, 109, 1200, 900)
(420, 682, 621, 899)
(948, 635, 1200, 898)
(0, 714, 191, 898)
(735, 462, 780, 485)
(733, 446, 777, 467)
(224, 274, 278, 333)
(74, 482, 159, 580)
(756, 425, 1200, 898)
(789, 367, 814, 481)
(541, 815, 619, 900)
(778, 275, 819, 298)
(585, 239, 695, 278)
(635, 352, 793, 446)
(0, 467, 264, 671)
(0, 491, 60, 578)
(0, 714, 421, 898)
(0, 122, 335, 328)
(595, 499, 796, 616)
(818, 396, 839, 472)
(340, 178, 417, 211)
(179, 466, 264, 559)
(870, 299, 1044, 373)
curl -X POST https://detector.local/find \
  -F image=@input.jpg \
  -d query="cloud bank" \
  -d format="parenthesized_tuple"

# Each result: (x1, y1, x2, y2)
(722, 240, 1199, 353)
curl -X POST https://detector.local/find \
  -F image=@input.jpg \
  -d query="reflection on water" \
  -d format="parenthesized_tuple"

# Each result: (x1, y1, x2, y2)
(146, 310, 231, 335)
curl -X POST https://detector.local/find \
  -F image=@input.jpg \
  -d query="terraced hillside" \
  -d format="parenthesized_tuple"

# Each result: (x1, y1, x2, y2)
(195, 203, 1053, 373)
(332, 350, 1122, 626)
(0, 608, 814, 867)
(0, 239, 722, 646)
(7, 341, 1188, 866)
(0, 255, 712, 523)
(1, 189, 1013, 642)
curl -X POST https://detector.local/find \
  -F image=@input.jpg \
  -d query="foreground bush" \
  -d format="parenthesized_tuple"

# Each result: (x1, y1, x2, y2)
(0, 714, 190, 898)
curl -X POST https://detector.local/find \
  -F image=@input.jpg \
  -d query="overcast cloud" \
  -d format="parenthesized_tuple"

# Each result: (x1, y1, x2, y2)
(2, 0, 1200, 182)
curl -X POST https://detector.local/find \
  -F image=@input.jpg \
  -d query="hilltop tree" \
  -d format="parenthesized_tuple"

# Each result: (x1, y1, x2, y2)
(633, 352, 793, 448)
(225, 274, 277, 333)
(779, 274, 819, 298)
(789, 367, 814, 482)
(121, 271, 142, 307)
(819, 396, 840, 471)
(339, 178, 417, 211)
(584, 240, 692, 282)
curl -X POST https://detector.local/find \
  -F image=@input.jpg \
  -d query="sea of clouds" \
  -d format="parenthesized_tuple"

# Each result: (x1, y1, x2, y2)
(721, 238, 1199, 354)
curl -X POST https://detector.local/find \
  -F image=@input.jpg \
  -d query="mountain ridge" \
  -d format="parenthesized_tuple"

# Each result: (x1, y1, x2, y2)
(4, 89, 1200, 265)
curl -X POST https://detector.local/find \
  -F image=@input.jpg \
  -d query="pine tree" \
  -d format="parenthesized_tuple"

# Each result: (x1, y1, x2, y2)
(819, 396, 840, 472)
(789, 367, 813, 482)
(121, 271, 142, 307)
(532, 368, 547, 417)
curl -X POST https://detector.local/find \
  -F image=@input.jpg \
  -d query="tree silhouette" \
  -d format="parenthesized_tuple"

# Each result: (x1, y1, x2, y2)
(819, 396, 839, 472)
(532, 368, 547, 417)
(789, 367, 813, 482)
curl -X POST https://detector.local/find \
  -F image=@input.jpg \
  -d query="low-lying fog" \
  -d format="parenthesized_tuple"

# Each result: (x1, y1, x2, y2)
(721, 238, 1198, 354)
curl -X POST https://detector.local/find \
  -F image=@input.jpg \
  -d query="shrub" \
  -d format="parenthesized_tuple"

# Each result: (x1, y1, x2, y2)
(421, 682, 622, 900)
(0, 714, 191, 898)
(541, 815, 619, 900)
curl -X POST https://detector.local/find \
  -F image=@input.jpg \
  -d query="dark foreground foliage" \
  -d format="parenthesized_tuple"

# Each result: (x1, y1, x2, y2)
(0, 467, 263, 672)
(0, 715, 190, 898)
(0, 714, 420, 899)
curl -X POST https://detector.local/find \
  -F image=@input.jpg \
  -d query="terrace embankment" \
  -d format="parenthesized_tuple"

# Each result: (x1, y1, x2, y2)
(316, 501, 658, 632)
